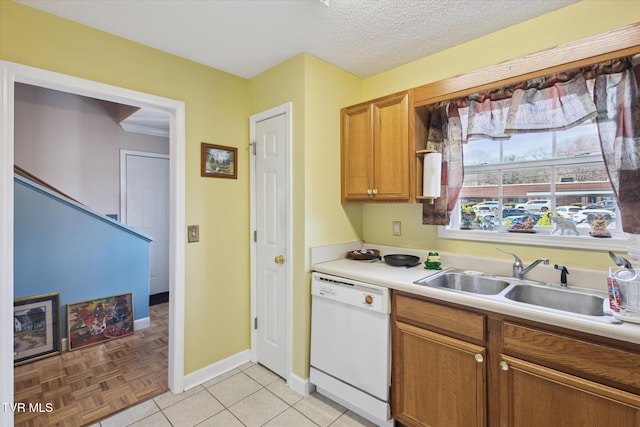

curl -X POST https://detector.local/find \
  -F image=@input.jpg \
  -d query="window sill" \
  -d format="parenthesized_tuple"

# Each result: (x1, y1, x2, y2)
(438, 226, 631, 251)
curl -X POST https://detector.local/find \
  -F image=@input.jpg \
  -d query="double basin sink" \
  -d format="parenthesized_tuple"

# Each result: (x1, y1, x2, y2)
(413, 268, 606, 317)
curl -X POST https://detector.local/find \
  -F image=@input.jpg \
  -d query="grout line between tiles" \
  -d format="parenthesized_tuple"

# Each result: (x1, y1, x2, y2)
(97, 361, 373, 427)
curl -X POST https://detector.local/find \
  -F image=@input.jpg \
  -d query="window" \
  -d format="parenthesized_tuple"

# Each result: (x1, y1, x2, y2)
(441, 117, 629, 249)
(413, 29, 640, 247)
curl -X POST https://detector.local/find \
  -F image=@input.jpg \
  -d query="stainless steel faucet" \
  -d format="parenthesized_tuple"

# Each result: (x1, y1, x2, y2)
(497, 247, 550, 279)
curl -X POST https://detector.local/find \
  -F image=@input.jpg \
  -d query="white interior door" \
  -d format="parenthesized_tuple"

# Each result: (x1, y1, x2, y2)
(121, 151, 170, 295)
(255, 112, 288, 378)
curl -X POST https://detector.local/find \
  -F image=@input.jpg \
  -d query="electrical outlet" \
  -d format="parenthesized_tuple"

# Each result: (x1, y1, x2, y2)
(392, 221, 401, 236)
(187, 225, 199, 243)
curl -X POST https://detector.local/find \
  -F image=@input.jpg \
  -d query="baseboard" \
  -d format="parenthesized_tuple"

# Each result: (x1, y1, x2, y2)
(288, 372, 315, 396)
(60, 316, 150, 352)
(183, 349, 252, 391)
(181, 349, 315, 396)
(135, 316, 151, 330)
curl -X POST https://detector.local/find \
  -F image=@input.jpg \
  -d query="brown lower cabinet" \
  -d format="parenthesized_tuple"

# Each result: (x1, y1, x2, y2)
(393, 321, 487, 426)
(391, 290, 640, 427)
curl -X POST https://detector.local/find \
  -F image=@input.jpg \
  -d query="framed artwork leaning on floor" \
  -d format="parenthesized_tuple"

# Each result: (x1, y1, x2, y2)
(67, 293, 134, 350)
(14, 292, 61, 366)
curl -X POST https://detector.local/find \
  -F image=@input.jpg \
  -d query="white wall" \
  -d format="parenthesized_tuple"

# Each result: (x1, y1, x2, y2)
(14, 83, 169, 215)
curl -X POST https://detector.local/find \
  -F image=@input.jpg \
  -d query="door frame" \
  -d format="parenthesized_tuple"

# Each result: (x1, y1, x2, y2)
(0, 60, 186, 425)
(249, 102, 293, 384)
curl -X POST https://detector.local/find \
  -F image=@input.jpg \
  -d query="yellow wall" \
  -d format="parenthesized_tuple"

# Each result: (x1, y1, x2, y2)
(360, 1, 640, 272)
(1, 1, 251, 374)
(248, 53, 362, 377)
(303, 54, 363, 249)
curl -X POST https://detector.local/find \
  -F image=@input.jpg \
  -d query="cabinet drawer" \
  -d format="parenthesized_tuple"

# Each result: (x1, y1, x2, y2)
(502, 322, 640, 390)
(394, 293, 485, 342)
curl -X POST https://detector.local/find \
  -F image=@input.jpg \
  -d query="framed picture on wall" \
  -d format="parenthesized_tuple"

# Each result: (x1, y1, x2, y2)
(14, 292, 61, 366)
(201, 143, 237, 179)
(67, 293, 134, 350)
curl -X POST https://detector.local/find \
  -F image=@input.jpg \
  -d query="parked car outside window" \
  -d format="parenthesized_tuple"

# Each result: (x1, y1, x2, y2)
(473, 201, 499, 213)
(475, 206, 495, 217)
(515, 199, 551, 213)
(584, 200, 617, 212)
(502, 208, 528, 218)
(555, 206, 581, 219)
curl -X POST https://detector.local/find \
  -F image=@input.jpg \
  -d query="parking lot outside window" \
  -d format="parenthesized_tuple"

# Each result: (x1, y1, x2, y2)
(441, 119, 629, 250)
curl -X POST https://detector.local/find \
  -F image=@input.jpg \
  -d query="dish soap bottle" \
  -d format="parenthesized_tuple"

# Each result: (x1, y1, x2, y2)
(424, 252, 442, 270)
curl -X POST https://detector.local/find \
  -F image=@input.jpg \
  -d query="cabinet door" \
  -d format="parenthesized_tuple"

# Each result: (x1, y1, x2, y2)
(372, 93, 410, 201)
(393, 321, 487, 427)
(341, 103, 373, 202)
(499, 355, 640, 427)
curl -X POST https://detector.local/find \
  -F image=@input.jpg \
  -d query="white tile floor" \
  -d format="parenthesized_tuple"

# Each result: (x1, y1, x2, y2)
(92, 362, 377, 427)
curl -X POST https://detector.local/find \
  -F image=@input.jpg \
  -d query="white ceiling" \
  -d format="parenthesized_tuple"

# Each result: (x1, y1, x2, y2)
(15, 0, 579, 79)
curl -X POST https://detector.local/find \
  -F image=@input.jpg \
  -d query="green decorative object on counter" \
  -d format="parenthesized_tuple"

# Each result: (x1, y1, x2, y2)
(424, 252, 442, 270)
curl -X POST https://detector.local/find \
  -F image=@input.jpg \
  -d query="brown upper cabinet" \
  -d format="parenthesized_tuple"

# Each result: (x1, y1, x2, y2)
(341, 91, 413, 203)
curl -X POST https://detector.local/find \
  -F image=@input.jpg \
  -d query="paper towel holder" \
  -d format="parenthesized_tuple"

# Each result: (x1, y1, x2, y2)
(416, 148, 441, 204)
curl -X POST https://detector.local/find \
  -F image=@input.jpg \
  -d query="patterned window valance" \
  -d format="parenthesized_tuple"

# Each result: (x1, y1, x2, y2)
(423, 54, 640, 234)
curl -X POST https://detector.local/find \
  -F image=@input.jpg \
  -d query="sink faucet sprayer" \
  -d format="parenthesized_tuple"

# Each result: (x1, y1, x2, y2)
(554, 264, 569, 288)
(496, 247, 550, 279)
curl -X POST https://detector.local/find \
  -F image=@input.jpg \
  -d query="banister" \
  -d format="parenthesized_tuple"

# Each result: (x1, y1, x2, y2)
(14, 164, 83, 205)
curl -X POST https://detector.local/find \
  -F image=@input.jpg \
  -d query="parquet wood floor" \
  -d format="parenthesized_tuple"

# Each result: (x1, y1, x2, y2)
(14, 303, 169, 427)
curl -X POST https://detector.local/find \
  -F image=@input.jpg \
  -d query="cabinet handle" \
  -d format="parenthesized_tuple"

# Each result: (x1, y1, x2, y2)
(372, 188, 378, 195)
(500, 361, 509, 371)
(474, 354, 484, 363)
(367, 189, 373, 195)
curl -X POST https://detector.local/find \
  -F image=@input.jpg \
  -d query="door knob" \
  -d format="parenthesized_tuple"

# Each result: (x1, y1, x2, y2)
(274, 255, 285, 264)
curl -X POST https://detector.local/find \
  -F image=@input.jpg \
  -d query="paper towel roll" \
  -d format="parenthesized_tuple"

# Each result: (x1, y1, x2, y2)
(423, 153, 442, 198)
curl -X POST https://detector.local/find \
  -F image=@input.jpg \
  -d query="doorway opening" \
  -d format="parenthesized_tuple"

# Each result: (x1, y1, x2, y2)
(120, 150, 171, 306)
(0, 60, 186, 426)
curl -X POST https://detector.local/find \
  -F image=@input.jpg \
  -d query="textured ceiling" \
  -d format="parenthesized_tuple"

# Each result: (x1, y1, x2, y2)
(15, 0, 579, 79)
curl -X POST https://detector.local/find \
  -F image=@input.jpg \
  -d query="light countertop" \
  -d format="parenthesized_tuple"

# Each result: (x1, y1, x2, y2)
(311, 242, 640, 346)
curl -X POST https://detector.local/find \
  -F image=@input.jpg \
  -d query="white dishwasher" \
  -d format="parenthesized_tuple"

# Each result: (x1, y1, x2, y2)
(310, 272, 393, 426)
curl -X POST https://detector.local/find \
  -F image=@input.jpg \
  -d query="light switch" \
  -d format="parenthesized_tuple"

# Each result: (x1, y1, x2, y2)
(187, 225, 199, 243)
(392, 221, 401, 236)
